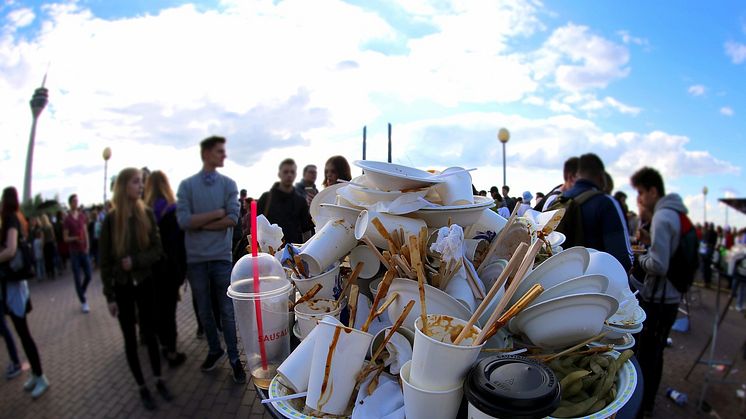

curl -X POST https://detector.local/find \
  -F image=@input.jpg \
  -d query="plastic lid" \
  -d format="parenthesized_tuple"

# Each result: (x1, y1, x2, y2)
(231, 253, 285, 283)
(464, 355, 560, 419)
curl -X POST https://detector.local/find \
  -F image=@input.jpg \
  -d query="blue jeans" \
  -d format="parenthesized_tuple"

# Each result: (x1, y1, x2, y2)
(70, 251, 92, 304)
(187, 260, 239, 363)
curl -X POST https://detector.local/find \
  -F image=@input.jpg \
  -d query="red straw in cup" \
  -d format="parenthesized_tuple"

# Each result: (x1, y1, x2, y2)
(251, 201, 268, 370)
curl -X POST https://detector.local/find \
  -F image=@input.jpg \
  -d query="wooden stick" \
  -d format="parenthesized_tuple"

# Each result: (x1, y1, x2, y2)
(292, 283, 323, 309)
(336, 262, 363, 309)
(477, 283, 544, 345)
(480, 203, 520, 268)
(439, 258, 463, 290)
(400, 244, 411, 265)
(393, 255, 415, 279)
(283, 259, 302, 279)
(462, 257, 485, 300)
(419, 227, 428, 267)
(371, 217, 398, 253)
(361, 237, 392, 271)
(370, 299, 415, 364)
(452, 242, 527, 345)
(348, 285, 359, 328)
(409, 235, 428, 335)
(361, 270, 396, 332)
(541, 332, 609, 362)
(474, 239, 543, 345)
(293, 255, 308, 278)
(362, 292, 399, 332)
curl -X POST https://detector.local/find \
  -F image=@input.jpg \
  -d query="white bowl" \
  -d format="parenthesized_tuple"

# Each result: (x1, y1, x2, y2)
(387, 278, 474, 330)
(411, 196, 495, 229)
(527, 274, 609, 308)
(338, 183, 429, 205)
(509, 246, 591, 307)
(584, 250, 631, 303)
(512, 293, 618, 349)
(606, 303, 646, 328)
(353, 160, 444, 191)
(603, 321, 643, 339)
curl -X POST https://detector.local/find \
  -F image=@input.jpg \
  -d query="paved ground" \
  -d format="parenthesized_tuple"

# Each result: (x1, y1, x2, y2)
(0, 268, 272, 419)
(1, 268, 745, 418)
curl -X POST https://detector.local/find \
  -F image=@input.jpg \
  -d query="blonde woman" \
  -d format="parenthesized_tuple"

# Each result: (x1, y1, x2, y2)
(99, 168, 172, 410)
(144, 170, 187, 367)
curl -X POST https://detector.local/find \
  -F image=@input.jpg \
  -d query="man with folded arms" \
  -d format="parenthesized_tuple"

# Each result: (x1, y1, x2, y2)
(176, 136, 245, 384)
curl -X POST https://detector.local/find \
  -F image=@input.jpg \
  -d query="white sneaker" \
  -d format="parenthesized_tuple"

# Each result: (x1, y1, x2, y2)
(82, 302, 90, 313)
(23, 374, 37, 392)
(31, 375, 49, 399)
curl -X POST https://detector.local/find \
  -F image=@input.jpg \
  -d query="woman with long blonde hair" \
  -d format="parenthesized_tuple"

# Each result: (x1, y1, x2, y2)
(100, 168, 172, 410)
(144, 170, 187, 367)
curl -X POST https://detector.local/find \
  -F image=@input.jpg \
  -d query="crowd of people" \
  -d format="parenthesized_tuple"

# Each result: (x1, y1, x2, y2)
(1, 138, 744, 415)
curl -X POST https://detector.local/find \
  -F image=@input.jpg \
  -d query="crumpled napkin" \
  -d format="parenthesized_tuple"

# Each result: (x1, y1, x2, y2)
(379, 331, 413, 375)
(430, 224, 465, 264)
(352, 374, 405, 419)
(256, 215, 284, 254)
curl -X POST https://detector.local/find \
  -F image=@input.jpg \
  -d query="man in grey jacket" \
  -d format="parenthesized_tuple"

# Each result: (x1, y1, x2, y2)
(630, 167, 687, 415)
(176, 136, 245, 384)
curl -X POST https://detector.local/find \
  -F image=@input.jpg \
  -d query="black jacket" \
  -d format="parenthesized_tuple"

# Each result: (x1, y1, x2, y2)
(257, 183, 314, 244)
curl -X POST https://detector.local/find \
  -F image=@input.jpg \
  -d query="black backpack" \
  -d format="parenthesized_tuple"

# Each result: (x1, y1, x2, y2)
(548, 189, 602, 249)
(667, 212, 699, 294)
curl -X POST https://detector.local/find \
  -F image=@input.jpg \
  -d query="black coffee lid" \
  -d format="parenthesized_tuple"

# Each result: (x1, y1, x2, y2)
(464, 355, 560, 419)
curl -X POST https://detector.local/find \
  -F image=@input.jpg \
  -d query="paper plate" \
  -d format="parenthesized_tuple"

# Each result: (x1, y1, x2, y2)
(353, 160, 444, 191)
(589, 333, 635, 351)
(268, 375, 351, 419)
(509, 247, 591, 308)
(606, 304, 646, 328)
(548, 350, 637, 419)
(527, 274, 609, 308)
(411, 196, 495, 228)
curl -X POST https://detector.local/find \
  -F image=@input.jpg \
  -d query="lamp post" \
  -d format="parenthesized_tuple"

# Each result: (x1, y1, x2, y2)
(103, 147, 112, 204)
(23, 76, 49, 203)
(498, 128, 510, 188)
(702, 186, 708, 224)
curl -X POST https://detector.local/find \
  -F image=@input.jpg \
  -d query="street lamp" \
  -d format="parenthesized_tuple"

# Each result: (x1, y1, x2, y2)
(498, 128, 510, 188)
(22, 76, 49, 203)
(702, 186, 708, 224)
(103, 147, 112, 204)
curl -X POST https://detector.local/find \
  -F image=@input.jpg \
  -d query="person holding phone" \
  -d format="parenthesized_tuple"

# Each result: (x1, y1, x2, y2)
(294, 164, 318, 206)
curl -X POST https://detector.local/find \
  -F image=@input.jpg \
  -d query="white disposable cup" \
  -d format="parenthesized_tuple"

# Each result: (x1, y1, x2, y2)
(306, 321, 373, 415)
(300, 220, 357, 276)
(354, 210, 427, 250)
(433, 167, 474, 206)
(476, 259, 508, 287)
(349, 244, 382, 279)
(444, 269, 478, 312)
(291, 262, 340, 300)
(294, 298, 346, 339)
(464, 239, 488, 263)
(227, 276, 292, 389)
(277, 315, 341, 393)
(411, 314, 484, 391)
(471, 208, 508, 236)
(400, 360, 464, 419)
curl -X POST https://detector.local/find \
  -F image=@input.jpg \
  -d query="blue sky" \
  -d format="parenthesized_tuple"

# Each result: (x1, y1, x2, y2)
(1, 0, 744, 227)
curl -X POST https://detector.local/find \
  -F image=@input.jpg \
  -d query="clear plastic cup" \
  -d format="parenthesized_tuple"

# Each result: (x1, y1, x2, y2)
(227, 275, 292, 389)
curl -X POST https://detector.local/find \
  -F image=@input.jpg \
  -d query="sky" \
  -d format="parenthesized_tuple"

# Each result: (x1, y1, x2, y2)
(1, 0, 744, 228)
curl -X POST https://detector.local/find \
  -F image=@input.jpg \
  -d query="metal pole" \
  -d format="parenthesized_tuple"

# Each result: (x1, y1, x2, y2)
(502, 142, 506, 187)
(387, 123, 392, 163)
(704, 193, 707, 224)
(103, 160, 108, 204)
(362, 126, 367, 160)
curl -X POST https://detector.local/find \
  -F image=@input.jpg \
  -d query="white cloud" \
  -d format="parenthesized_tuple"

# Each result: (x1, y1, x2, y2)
(533, 23, 630, 92)
(617, 30, 649, 47)
(4, 7, 35, 30)
(725, 40, 746, 64)
(721, 106, 735, 116)
(688, 84, 706, 96)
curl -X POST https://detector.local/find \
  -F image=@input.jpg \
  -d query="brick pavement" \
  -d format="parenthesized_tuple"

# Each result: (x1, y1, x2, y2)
(0, 268, 272, 419)
(2, 269, 746, 418)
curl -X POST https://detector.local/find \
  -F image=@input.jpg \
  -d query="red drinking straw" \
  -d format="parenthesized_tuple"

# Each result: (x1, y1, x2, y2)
(251, 201, 268, 370)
